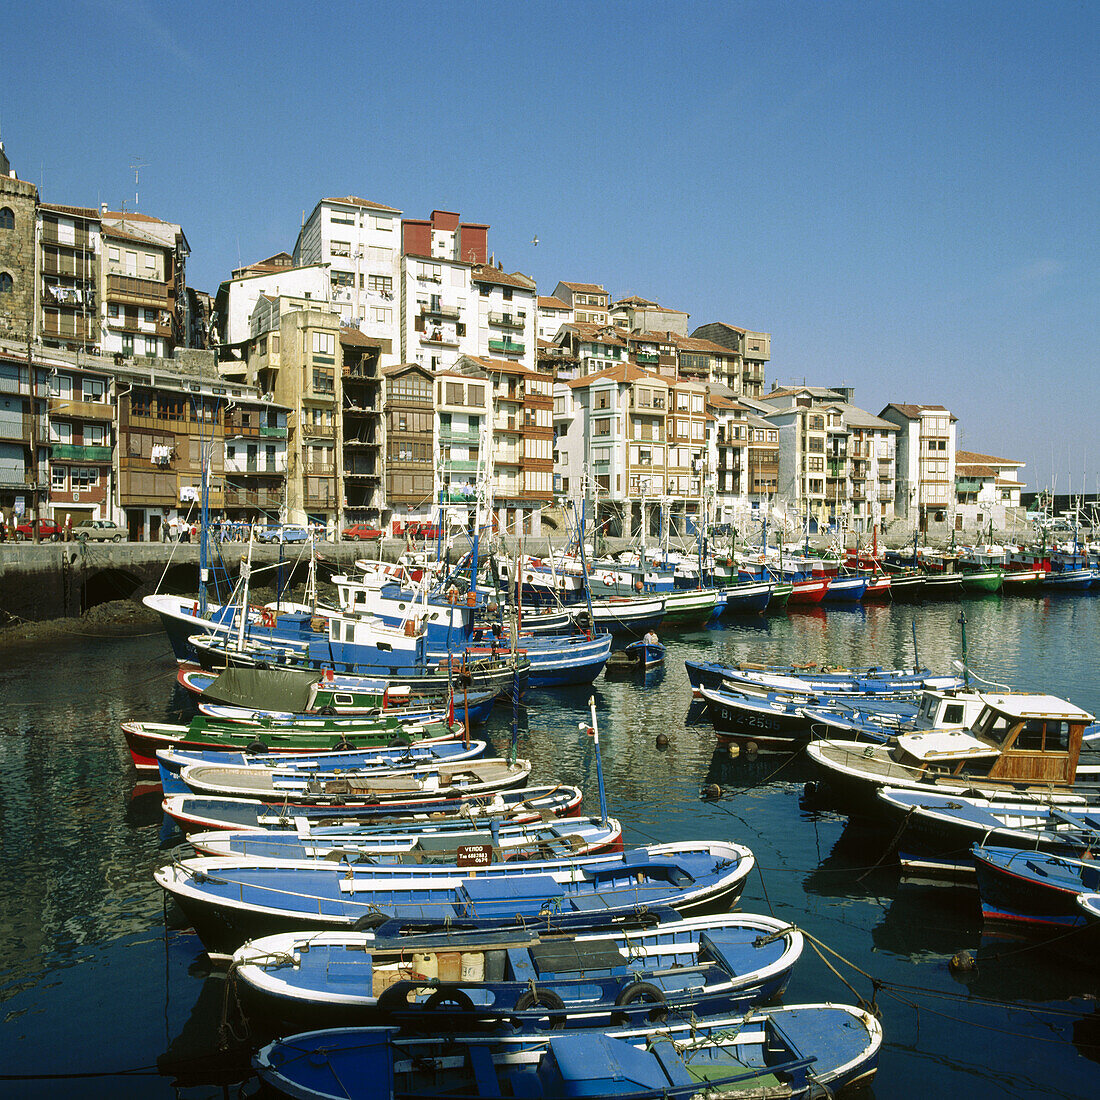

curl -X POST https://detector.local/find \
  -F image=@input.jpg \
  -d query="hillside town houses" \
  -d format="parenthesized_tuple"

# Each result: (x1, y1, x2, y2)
(0, 141, 1021, 542)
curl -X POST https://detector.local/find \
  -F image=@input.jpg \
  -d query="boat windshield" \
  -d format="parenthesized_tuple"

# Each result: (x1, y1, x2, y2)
(971, 707, 1015, 746)
(1014, 719, 1071, 753)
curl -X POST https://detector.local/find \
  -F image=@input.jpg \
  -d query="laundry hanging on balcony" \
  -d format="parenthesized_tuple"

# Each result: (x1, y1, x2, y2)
(151, 444, 173, 465)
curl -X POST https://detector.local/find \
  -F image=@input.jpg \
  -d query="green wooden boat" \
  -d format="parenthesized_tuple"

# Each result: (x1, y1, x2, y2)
(123, 714, 462, 770)
(960, 568, 1003, 594)
(766, 583, 794, 610)
(661, 588, 719, 628)
(1001, 568, 1047, 594)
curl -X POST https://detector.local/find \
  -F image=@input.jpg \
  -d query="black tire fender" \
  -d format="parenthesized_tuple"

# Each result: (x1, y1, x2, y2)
(513, 986, 567, 1029)
(611, 980, 667, 1025)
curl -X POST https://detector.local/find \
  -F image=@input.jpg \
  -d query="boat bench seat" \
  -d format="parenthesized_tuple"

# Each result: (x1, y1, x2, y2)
(457, 874, 564, 918)
(530, 940, 627, 979)
(506, 948, 538, 983)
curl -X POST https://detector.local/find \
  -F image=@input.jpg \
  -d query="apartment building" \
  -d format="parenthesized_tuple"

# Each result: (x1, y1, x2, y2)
(758, 387, 898, 531)
(0, 344, 50, 525)
(552, 323, 629, 379)
(339, 327, 384, 523)
(536, 295, 572, 342)
(954, 450, 1024, 530)
(99, 211, 189, 361)
(46, 358, 113, 525)
(243, 295, 343, 528)
(670, 334, 741, 390)
(880, 403, 957, 528)
(552, 282, 609, 326)
(399, 211, 489, 374)
(213, 253, 328, 357)
(472, 265, 536, 372)
(222, 401, 288, 524)
(453, 355, 553, 536)
(381, 363, 435, 528)
(293, 196, 402, 363)
(435, 367, 490, 532)
(610, 296, 690, 336)
(690, 322, 770, 397)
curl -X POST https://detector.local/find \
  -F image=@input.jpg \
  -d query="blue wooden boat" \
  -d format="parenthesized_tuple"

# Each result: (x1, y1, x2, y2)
(877, 789, 1100, 873)
(697, 684, 819, 751)
(463, 632, 612, 688)
(230, 912, 802, 1031)
(685, 657, 958, 695)
(623, 638, 665, 669)
(821, 575, 869, 603)
(161, 785, 585, 835)
(717, 579, 773, 615)
(972, 844, 1100, 930)
(570, 595, 665, 637)
(253, 1002, 882, 1099)
(188, 814, 624, 863)
(153, 840, 755, 955)
(155, 740, 488, 797)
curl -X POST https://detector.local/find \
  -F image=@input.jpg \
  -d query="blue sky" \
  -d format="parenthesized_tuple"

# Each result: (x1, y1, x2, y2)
(4, 0, 1096, 491)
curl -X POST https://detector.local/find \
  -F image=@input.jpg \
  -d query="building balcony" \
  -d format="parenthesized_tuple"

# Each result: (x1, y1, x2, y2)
(304, 463, 336, 477)
(48, 398, 113, 421)
(634, 352, 659, 365)
(106, 274, 173, 310)
(108, 316, 173, 339)
(224, 487, 284, 510)
(41, 316, 98, 343)
(488, 313, 524, 330)
(50, 443, 113, 463)
(439, 427, 481, 444)
(421, 333, 460, 348)
(442, 459, 479, 475)
(259, 425, 288, 438)
(40, 227, 96, 251)
(488, 339, 524, 355)
(423, 303, 461, 321)
(343, 466, 381, 480)
(300, 423, 336, 439)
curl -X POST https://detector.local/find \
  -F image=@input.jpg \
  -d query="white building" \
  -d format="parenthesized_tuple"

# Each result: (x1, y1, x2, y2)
(213, 255, 329, 354)
(552, 281, 609, 326)
(293, 196, 402, 365)
(472, 266, 537, 373)
(954, 450, 1024, 531)
(880, 403, 957, 530)
(399, 210, 490, 374)
(537, 295, 572, 342)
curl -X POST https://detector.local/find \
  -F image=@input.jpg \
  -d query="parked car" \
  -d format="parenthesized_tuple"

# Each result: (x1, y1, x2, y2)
(74, 519, 125, 542)
(14, 519, 62, 541)
(342, 523, 383, 541)
(256, 524, 310, 544)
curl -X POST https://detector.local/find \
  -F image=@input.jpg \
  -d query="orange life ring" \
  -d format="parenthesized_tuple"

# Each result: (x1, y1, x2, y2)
(603, 576, 613, 586)
(261, 608, 276, 628)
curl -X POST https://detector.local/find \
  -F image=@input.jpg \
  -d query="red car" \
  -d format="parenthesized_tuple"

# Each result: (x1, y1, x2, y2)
(342, 523, 383, 541)
(14, 519, 62, 541)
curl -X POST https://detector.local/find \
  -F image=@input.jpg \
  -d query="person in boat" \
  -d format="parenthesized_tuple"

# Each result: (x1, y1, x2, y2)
(643, 630, 659, 646)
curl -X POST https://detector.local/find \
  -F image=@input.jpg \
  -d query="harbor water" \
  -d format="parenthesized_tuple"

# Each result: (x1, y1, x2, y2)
(1, 594, 1099, 1097)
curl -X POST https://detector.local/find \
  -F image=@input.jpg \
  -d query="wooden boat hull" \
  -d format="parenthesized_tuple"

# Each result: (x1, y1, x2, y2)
(973, 845, 1100, 930)
(155, 841, 755, 955)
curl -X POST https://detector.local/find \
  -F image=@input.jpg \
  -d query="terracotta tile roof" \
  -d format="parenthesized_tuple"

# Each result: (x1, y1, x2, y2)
(339, 326, 383, 348)
(614, 295, 657, 307)
(101, 210, 172, 224)
(674, 335, 737, 355)
(381, 362, 431, 377)
(955, 449, 1022, 467)
(566, 363, 666, 389)
(560, 282, 606, 294)
(472, 266, 536, 290)
(538, 296, 571, 310)
(882, 403, 956, 421)
(693, 321, 746, 336)
(102, 223, 167, 248)
(39, 202, 99, 219)
(563, 322, 629, 348)
(957, 463, 997, 477)
(462, 354, 536, 376)
(325, 195, 401, 212)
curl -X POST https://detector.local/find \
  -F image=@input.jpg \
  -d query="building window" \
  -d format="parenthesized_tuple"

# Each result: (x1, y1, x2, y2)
(52, 466, 67, 491)
(313, 368, 334, 394)
(312, 331, 335, 356)
(0, 272, 12, 293)
(368, 274, 392, 294)
(73, 466, 99, 489)
(121, 334, 134, 356)
(83, 378, 105, 402)
(372, 307, 392, 324)
(0, 208, 13, 230)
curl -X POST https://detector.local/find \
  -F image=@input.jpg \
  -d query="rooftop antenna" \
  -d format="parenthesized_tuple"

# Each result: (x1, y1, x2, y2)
(130, 157, 148, 209)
